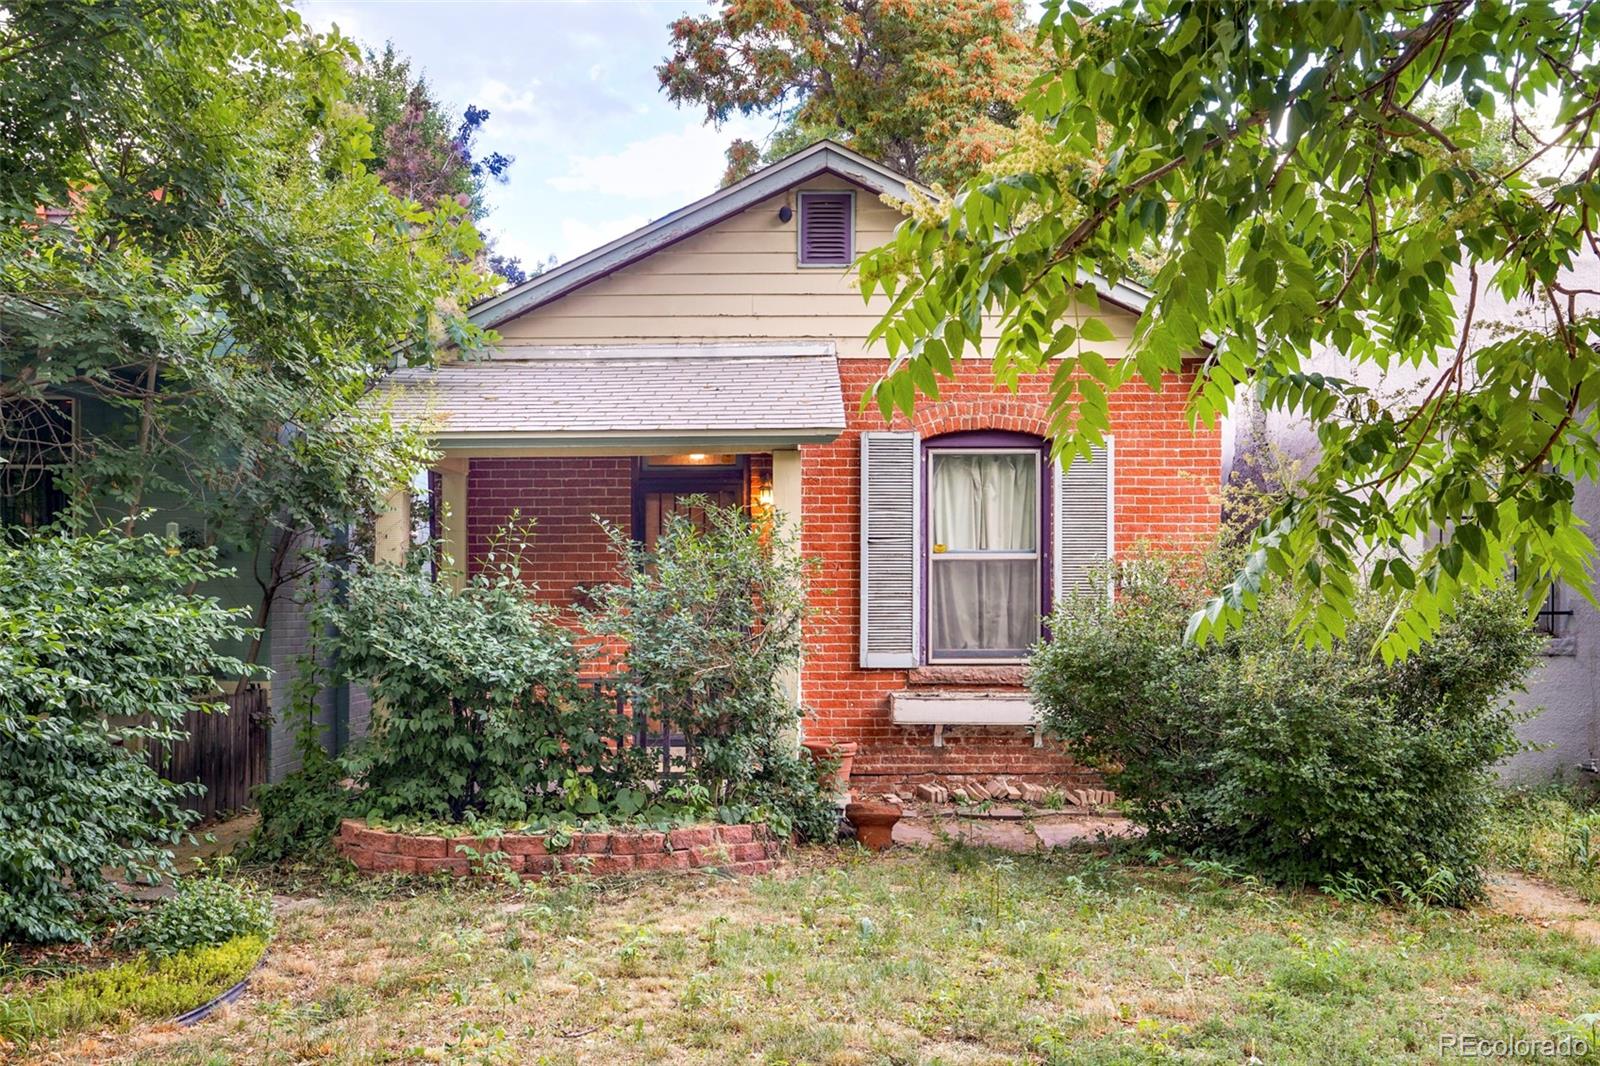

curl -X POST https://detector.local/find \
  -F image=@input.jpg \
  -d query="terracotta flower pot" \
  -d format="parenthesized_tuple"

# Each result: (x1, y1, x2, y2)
(845, 800, 902, 851)
(801, 739, 857, 797)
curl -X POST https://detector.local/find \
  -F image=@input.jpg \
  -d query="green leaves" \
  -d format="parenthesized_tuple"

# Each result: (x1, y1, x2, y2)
(860, 0, 1600, 654)
(0, 529, 260, 943)
(2, 0, 496, 665)
(1031, 551, 1542, 903)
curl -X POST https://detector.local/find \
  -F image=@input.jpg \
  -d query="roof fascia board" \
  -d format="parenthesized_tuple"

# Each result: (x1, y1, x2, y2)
(478, 341, 839, 361)
(432, 428, 846, 452)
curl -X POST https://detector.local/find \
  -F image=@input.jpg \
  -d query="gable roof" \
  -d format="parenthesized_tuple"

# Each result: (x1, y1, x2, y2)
(468, 138, 1156, 331)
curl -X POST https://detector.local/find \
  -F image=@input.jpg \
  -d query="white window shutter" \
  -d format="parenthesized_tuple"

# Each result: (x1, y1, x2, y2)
(860, 430, 921, 667)
(1054, 438, 1114, 600)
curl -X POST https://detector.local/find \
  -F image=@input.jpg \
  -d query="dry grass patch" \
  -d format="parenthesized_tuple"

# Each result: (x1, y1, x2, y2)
(18, 845, 1600, 1064)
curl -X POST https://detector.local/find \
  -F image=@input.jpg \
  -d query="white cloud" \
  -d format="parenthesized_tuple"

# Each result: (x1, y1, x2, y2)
(296, 2, 363, 41)
(548, 123, 740, 201)
(556, 214, 653, 262)
(476, 77, 542, 117)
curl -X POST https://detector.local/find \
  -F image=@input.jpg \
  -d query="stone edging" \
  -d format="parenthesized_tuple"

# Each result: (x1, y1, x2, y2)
(335, 820, 782, 878)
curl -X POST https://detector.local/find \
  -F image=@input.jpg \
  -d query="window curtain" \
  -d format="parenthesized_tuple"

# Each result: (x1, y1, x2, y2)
(930, 454, 1038, 656)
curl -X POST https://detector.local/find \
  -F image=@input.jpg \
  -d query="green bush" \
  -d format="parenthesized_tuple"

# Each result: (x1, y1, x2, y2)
(327, 542, 647, 824)
(1029, 553, 1541, 904)
(243, 629, 354, 863)
(124, 873, 273, 957)
(243, 746, 351, 863)
(0, 529, 259, 943)
(0, 934, 267, 1048)
(585, 501, 832, 832)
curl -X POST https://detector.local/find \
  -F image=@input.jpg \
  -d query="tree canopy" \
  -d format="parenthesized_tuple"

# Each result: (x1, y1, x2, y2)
(658, 0, 1043, 185)
(347, 42, 532, 284)
(0, 0, 496, 660)
(860, 0, 1600, 658)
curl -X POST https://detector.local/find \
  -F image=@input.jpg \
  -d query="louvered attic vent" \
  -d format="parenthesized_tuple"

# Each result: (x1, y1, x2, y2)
(798, 191, 853, 266)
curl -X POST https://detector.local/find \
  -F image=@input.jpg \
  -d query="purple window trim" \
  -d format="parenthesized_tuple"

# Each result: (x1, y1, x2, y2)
(920, 430, 1054, 665)
(797, 190, 854, 266)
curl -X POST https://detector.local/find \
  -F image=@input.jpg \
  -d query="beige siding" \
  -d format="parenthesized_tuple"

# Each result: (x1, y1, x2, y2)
(496, 176, 1138, 358)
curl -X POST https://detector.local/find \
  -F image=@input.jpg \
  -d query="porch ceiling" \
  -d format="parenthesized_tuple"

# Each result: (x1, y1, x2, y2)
(378, 342, 846, 450)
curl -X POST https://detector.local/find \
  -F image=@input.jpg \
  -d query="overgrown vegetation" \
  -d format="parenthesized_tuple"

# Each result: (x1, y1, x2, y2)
(1489, 784, 1600, 903)
(0, 530, 259, 943)
(332, 543, 645, 825)
(1030, 551, 1543, 905)
(251, 504, 835, 859)
(0, 934, 267, 1050)
(121, 871, 274, 959)
(586, 503, 832, 837)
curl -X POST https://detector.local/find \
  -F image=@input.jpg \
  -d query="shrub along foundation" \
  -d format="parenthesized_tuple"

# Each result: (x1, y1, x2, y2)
(335, 820, 783, 878)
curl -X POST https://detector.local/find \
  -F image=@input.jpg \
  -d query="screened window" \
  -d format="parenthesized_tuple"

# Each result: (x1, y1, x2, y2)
(927, 448, 1042, 662)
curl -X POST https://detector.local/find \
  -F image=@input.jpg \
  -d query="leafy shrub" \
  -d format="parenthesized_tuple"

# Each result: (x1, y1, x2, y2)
(326, 540, 646, 824)
(0, 529, 259, 943)
(243, 747, 351, 864)
(124, 871, 274, 957)
(1029, 552, 1541, 904)
(741, 743, 843, 843)
(585, 501, 831, 830)
(0, 934, 267, 1048)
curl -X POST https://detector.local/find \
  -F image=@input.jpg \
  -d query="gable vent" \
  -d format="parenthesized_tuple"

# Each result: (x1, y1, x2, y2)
(798, 191, 853, 266)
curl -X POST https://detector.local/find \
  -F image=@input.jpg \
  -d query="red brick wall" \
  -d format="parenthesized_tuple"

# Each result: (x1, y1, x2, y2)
(800, 359, 1221, 788)
(466, 456, 633, 614)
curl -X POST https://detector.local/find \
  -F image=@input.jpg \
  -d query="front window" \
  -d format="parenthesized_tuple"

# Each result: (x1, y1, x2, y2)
(927, 445, 1042, 662)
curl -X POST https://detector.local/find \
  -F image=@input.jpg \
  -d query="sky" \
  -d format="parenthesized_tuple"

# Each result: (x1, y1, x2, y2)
(297, 1, 776, 269)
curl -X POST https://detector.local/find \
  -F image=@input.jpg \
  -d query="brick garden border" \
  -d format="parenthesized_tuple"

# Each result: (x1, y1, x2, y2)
(335, 820, 782, 878)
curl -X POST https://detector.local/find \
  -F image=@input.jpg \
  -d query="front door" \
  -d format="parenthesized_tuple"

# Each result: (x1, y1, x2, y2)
(632, 455, 748, 550)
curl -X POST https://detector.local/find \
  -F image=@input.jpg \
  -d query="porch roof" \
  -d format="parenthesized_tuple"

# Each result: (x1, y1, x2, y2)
(379, 342, 846, 450)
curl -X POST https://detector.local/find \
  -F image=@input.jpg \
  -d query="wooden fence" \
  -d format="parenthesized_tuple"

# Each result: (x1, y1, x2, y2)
(147, 685, 270, 821)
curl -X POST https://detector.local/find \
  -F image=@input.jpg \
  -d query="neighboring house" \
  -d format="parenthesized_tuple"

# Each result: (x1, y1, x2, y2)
(378, 141, 1221, 792)
(1229, 258, 1600, 782)
(0, 395, 356, 794)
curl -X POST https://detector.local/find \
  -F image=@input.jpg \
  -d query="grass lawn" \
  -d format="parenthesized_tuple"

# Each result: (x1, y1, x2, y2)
(23, 841, 1600, 1065)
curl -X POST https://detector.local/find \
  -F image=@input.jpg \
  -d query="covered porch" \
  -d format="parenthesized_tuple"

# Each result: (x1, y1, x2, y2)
(373, 341, 843, 620)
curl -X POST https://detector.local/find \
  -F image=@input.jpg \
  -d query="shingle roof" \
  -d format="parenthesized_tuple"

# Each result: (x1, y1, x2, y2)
(378, 343, 846, 446)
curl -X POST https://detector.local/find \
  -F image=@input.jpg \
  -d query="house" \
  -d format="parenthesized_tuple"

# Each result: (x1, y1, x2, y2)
(376, 140, 1221, 793)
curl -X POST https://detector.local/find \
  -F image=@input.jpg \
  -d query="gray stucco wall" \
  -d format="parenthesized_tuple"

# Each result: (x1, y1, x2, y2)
(1500, 473, 1600, 781)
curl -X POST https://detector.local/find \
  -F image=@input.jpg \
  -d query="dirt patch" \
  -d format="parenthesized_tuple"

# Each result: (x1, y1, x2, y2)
(1486, 871, 1600, 945)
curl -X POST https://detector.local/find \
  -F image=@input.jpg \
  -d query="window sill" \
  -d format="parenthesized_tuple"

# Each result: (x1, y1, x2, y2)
(909, 665, 1028, 687)
(1542, 635, 1578, 658)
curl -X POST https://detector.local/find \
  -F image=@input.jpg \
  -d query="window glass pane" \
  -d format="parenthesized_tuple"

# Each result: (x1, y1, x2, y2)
(930, 558, 1038, 658)
(932, 453, 1036, 552)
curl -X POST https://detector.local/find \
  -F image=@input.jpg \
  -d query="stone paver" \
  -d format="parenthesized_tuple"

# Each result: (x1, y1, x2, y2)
(892, 812, 1137, 852)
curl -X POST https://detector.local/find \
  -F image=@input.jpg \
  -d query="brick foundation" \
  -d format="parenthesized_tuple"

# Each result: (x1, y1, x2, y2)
(335, 820, 783, 878)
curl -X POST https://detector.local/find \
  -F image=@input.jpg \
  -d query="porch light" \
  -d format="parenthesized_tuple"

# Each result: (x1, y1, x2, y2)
(688, 453, 707, 461)
(757, 486, 774, 507)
